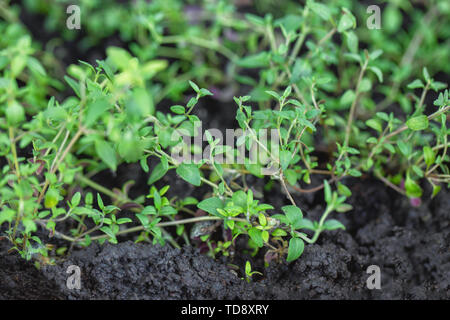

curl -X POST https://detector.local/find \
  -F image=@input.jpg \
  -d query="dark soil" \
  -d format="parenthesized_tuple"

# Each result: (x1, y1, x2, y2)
(1, 180, 448, 300)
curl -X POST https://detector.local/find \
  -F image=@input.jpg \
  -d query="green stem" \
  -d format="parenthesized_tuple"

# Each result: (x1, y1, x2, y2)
(161, 36, 238, 62)
(344, 57, 369, 149)
(8, 127, 20, 179)
(76, 174, 131, 204)
(50, 216, 248, 243)
(294, 206, 332, 244)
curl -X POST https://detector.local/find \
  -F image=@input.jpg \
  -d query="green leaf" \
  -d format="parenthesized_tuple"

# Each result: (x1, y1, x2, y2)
(412, 165, 423, 178)
(118, 130, 144, 162)
(106, 47, 132, 70)
(95, 140, 117, 171)
(100, 226, 117, 241)
(245, 261, 251, 274)
(197, 197, 224, 217)
(359, 78, 372, 92)
(340, 90, 355, 106)
(369, 49, 383, 60)
(140, 157, 149, 173)
(71, 192, 81, 207)
(423, 146, 435, 168)
(405, 176, 423, 198)
(141, 60, 167, 79)
(160, 206, 177, 216)
(286, 237, 304, 262)
(189, 80, 200, 93)
(247, 189, 253, 207)
(294, 218, 315, 230)
(282, 205, 303, 226)
(97, 193, 104, 211)
(265, 90, 281, 100)
(245, 13, 265, 26)
(6, 101, 25, 125)
(407, 79, 424, 89)
(384, 5, 402, 33)
(406, 115, 429, 131)
(22, 219, 37, 234)
(366, 119, 382, 132)
(430, 81, 447, 92)
(308, 1, 331, 20)
(232, 190, 247, 208)
(85, 98, 111, 127)
(272, 228, 288, 237)
(279, 150, 292, 171)
(44, 188, 59, 209)
(11, 55, 27, 77)
(431, 185, 441, 198)
(153, 189, 161, 210)
(422, 67, 430, 82)
(434, 93, 445, 106)
(0, 208, 15, 224)
(337, 183, 352, 197)
(27, 57, 46, 76)
(323, 219, 345, 231)
(141, 206, 157, 215)
(284, 169, 298, 185)
(344, 53, 362, 63)
(170, 105, 185, 114)
(383, 143, 395, 154)
(176, 163, 201, 186)
(323, 180, 332, 203)
(336, 203, 353, 213)
(397, 141, 411, 157)
(148, 158, 168, 185)
(64, 76, 80, 97)
(338, 8, 356, 33)
(348, 169, 362, 177)
(199, 88, 213, 97)
(237, 52, 270, 68)
(345, 31, 358, 53)
(248, 228, 264, 248)
(369, 66, 383, 83)
(117, 218, 132, 224)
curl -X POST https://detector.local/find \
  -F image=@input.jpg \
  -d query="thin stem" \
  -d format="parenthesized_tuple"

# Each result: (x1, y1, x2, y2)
(47, 216, 248, 243)
(49, 129, 70, 173)
(375, 172, 406, 196)
(344, 57, 369, 149)
(306, 28, 336, 59)
(384, 105, 449, 141)
(8, 127, 20, 179)
(294, 207, 333, 244)
(161, 36, 238, 62)
(280, 173, 296, 206)
(76, 174, 132, 204)
(34, 127, 85, 215)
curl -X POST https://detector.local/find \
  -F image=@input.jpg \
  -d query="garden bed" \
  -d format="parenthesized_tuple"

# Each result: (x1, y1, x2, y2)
(1, 178, 448, 299)
(0, 0, 449, 300)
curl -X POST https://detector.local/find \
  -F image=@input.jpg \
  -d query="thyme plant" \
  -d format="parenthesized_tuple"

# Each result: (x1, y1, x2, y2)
(0, 0, 448, 266)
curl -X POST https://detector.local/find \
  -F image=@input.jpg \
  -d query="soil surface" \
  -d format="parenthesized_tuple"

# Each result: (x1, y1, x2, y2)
(1, 180, 449, 300)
